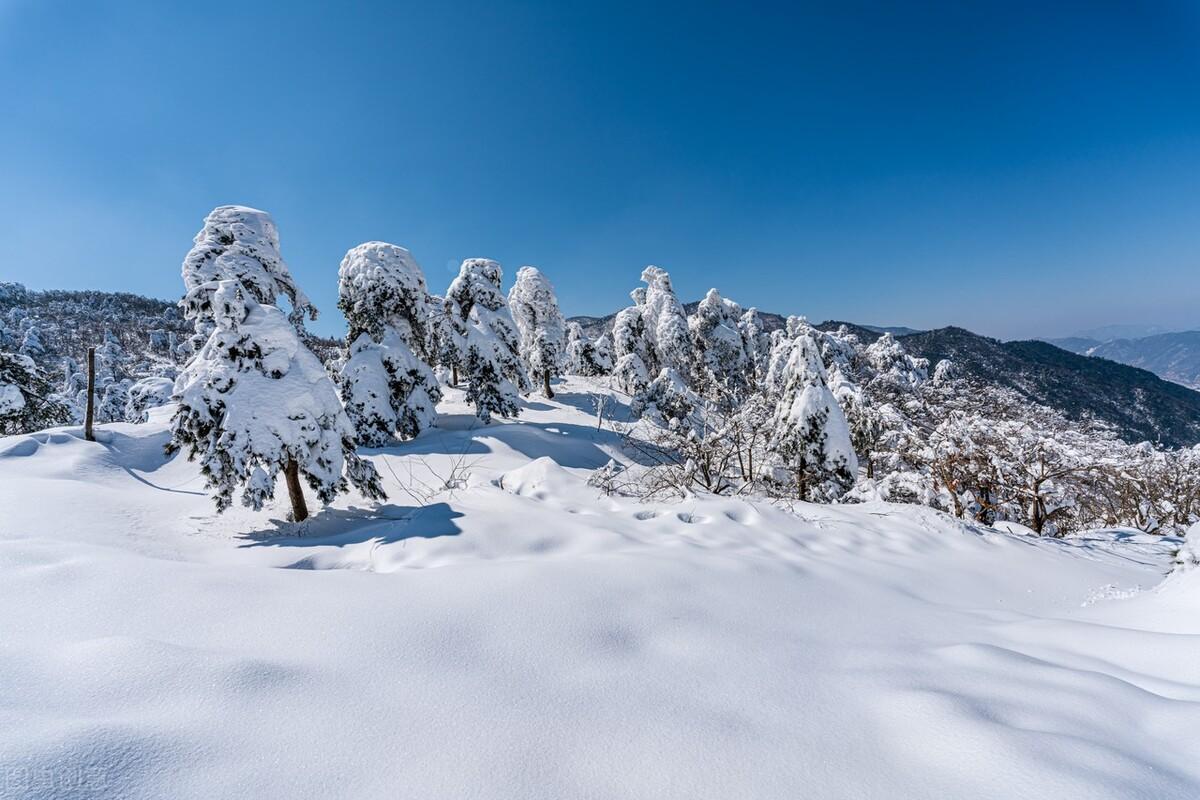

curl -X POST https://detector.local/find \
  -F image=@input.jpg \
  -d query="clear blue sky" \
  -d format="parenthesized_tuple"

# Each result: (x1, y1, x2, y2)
(2, 0, 1198, 339)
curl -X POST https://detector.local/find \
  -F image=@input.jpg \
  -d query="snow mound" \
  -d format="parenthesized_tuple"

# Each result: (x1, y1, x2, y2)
(496, 455, 579, 499)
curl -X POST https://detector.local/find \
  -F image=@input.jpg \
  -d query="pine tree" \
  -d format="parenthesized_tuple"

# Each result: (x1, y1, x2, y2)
(335, 242, 441, 445)
(688, 288, 752, 407)
(769, 333, 858, 501)
(638, 266, 691, 377)
(0, 350, 70, 435)
(565, 322, 612, 376)
(507, 266, 566, 398)
(170, 209, 384, 521)
(444, 258, 529, 422)
(611, 300, 651, 396)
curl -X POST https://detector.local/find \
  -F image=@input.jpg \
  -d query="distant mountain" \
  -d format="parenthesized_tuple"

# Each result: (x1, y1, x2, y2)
(1049, 331, 1200, 391)
(1073, 323, 1177, 342)
(861, 324, 925, 337)
(897, 327, 1200, 447)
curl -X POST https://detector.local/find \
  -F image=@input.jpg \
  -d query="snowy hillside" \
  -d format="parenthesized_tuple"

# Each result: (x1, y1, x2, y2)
(2, 376, 1198, 799)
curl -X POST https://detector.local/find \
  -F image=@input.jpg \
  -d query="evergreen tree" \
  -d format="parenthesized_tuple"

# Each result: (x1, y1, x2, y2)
(0, 350, 70, 435)
(444, 258, 529, 422)
(170, 208, 384, 521)
(170, 281, 385, 520)
(638, 265, 691, 377)
(335, 242, 441, 445)
(565, 322, 612, 377)
(688, 288, 752, 407)
(769, 333, 858, 501)
(507, 266, 566, 398)
(611, 299, 651, 396)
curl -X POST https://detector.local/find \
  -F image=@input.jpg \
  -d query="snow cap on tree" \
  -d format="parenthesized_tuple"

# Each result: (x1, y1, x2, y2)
(337, 242, 433, 355)
(181, 206, 316, 327)
(170, 280, 385, 514)
(507, 266, 567, 395)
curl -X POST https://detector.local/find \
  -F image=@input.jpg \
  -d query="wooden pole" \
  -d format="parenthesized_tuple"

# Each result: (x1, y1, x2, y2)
(84, 346, 96, 441)
(284, 459, 309, 522)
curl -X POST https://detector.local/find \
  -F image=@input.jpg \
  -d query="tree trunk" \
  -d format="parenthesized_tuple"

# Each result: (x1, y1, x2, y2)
(866, 456, 874, 480)
(284, 459, 309, 522)
(451, 364, 459, 387)
(83, 346, 96, 442)
(543, 369, 554, 399)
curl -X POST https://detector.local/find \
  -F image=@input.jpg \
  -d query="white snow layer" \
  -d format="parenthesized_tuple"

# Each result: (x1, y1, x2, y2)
(0, 376, 1197, 799)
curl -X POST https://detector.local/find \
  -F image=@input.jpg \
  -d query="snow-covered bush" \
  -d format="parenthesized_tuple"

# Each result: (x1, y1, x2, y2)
(335, 242, 441, 445)
(169, 281, 385, 520)
(507, 266, 566, 397)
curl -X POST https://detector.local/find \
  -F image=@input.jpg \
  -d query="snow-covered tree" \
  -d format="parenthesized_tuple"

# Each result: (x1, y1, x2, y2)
(638, 266, 691, 377)
(0, 351, 70, 435)
(507, 266, 566, 398)
(181, 205, 317, 329)
(768, 333, 858, 501)
(688, 288, 751, 406)
(335, 242, 441, 445)
(738, 307, 773, 382)
(611, 301, 651, 396)
(565, 322, 612, 376)
(170, 281, 385, 521)
(125, 376, 175, 423)
(444, 259, 530, 422)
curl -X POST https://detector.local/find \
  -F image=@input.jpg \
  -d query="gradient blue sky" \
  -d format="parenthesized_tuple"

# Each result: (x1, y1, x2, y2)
(2, 0, 1198, 339)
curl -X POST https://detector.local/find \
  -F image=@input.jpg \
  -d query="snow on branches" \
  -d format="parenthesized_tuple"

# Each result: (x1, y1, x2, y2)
(169, 281, 385, 517)
(336, 242, 441, 444)
(508, 266, 566, 398)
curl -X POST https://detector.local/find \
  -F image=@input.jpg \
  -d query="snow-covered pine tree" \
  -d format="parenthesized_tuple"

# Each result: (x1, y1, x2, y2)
(125, 376, 175, 423)
(565, 322, 612, 376)
(688, 288, 751, 407)
(638, 266, 692, 377)
(507, 266, 566, 398)
(738, 307, 773, 384)
(769, 332, 858, 501)
(335, 242, 442, 445)
(181, 205, 317, 329)
(170, 281, 386, 520)
(764, 315, 808, 397)
(444, 258, 530, 422)
(611, 299, 652, 396)
(172, 207, 383, 521)
(427, 294, 461, 385)
(0, 350, 70, 435)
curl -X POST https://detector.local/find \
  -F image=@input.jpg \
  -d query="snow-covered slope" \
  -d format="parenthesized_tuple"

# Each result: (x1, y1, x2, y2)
(1, 377, 1197, 799)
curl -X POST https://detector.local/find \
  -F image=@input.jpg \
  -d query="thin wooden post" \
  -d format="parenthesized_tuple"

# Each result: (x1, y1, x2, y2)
(84, 346, 96, 441)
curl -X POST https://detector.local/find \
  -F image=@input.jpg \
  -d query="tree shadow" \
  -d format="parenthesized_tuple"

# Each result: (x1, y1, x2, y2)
(238, 502, 464, 548)
(551, 390, 637, 424)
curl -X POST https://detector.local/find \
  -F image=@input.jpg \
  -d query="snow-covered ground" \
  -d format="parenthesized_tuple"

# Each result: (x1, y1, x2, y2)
(1, 377, 1197, 799)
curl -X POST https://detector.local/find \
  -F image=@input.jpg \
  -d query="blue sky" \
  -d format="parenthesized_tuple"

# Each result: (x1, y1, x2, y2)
(1, 0, 1198, 339)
